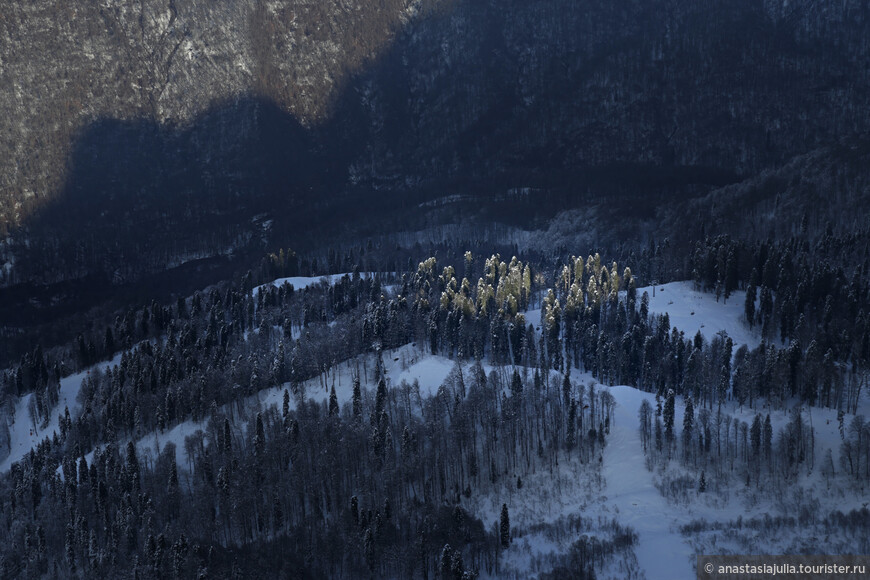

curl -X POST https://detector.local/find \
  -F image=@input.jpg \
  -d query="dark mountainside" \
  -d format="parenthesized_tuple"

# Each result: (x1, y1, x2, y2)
(1, 0, 869, 342)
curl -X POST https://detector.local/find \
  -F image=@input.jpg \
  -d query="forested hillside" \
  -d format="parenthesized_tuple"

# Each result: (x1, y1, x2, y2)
(3, 0, 870, 577)
(0, 246, 867, 577)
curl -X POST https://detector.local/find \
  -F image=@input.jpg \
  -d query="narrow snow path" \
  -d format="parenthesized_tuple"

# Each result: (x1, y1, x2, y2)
(603, 386, 694, 580)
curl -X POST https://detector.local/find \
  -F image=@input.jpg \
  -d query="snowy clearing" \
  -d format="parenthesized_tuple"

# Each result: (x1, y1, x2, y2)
(637, 281, 760, 349)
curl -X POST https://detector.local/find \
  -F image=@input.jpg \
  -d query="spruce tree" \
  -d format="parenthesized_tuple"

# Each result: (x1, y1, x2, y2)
(254, 412, 265, 457)
(440, 545, 454, 579)
(352, 376, 362, 419)
(351, 496, 359, 526)
(499, 504, 511, 548)
(750, 415, 761, 461)
(364, 528, 376, 572)
(329, 384, 339, 417)
(745, 284, 756, 328)
(373, 378, 387, 426)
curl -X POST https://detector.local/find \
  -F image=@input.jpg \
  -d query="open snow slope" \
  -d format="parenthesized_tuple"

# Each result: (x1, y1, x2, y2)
(252, 271, 392, 299)
(0, 352, 124, 472)
(603, 385, 695, 580)
(252, 273, 355, 298)
(74, 343, 462, 474)
(637, 281, 760, 349)
(526, 281, 757, 351)
(600, 381, 869, 579)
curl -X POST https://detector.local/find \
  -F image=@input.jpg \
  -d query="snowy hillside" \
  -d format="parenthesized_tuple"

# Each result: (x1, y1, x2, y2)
(252, 273, 357, 297)
(0, 352, 124, 472)
(2, 271, 867, 579)
(636, 281, 760, 349)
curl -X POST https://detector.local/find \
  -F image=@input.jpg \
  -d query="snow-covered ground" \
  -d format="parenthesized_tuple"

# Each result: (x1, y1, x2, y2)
(529, 281, 756, 350)
(484, 375, 869, 579)
(0, 352, 124, 472)
(475, 282, 866, 578)
(637, 281, 760, 349)
(252, 271, 391, 299)
(601, 385, 695, 580)
(252, 273, 355, 298)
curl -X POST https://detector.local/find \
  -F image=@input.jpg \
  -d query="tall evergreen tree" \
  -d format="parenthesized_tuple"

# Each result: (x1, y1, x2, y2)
(499, 504, 511, 548)
(329, 384, 339, 417)
(763, 414, 773, 464)
(745, 284, 757, 328)
(282, 388, 290, 419)
(254, 412, 265, 457)
(352, 376, 362, 419)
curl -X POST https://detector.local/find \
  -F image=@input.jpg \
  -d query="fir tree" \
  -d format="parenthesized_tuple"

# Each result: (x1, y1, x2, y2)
(499, 503, 511, 548)
(352, 376, 362, 419)
(254, 412, 265, 456)
(364, 528, 376, 572)
(750, 415, 762, 461)
(440, 545, 454, 579)
(329, 384, 339, 417)
(745, 283, 756, 328)
(373, 378, 387, 426)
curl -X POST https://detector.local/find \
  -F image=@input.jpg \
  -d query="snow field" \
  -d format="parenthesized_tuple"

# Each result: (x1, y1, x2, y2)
(636, 281, 760, 349)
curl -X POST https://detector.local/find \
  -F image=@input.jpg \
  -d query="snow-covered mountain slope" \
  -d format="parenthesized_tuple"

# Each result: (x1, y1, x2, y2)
(4, 277, 867, 578)
(252, 273, 357, 298)
(601, 385, 695, 580)
(70, 343, 462, 475)
(0, 352, 124, 472)
(637, 281, 760, 349)
(472, 375, 869, 579)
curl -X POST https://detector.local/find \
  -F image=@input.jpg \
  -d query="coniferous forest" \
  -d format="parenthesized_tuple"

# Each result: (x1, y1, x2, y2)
(2, 0, 870, 578)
